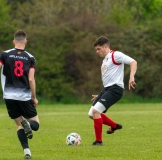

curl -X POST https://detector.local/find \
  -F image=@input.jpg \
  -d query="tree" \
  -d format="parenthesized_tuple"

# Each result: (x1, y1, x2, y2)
(0, 0, 15, 49)
(1, 0, 162, 101)
(126, 0, 162, 23)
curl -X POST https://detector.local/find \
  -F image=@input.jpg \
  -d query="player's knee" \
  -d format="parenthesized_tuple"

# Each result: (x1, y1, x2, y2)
(29, 120, 40, 131)
(33, 122, 39, 131)
(92, 108, 98, 114)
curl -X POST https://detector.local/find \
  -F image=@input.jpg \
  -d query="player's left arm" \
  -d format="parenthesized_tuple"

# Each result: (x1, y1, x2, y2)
(115, 51, 137, 90)
(129, 60, 137, 90)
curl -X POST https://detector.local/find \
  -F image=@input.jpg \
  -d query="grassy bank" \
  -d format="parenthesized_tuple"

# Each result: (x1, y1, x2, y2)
(0, 103, 162, 159)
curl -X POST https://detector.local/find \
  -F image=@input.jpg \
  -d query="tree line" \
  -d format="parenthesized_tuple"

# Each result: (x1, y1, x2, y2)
(0, 0, 162, 102)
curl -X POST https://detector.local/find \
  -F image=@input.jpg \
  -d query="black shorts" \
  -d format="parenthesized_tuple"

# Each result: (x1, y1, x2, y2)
(5, 99, 37, 119)
(93, 85, 123, 113)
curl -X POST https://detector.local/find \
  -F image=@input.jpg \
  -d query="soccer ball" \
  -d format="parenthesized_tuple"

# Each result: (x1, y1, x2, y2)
(66, 133, 81, 146)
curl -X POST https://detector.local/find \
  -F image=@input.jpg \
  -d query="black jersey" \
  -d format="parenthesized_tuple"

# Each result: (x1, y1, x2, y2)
(0, 48, 35, 101)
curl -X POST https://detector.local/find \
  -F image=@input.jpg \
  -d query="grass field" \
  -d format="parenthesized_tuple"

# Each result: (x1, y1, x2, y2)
(0, 103, 162, 160)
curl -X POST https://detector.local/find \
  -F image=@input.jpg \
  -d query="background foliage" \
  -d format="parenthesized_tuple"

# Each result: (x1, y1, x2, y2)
(0, 0, 162, 102)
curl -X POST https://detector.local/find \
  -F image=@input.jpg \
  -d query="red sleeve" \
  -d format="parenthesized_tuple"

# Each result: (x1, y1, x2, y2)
(111, 50, 121, 65)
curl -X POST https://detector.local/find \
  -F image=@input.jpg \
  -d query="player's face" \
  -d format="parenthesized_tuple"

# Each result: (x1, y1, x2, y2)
(95, 45, 107, 57)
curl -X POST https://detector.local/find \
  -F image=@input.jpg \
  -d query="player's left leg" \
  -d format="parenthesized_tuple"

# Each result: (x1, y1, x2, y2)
(14, 116, 32, 159)
(20, 116, 39, 159)
(106, 123, 122, 134)
(99, 85, 123, 134)
(18, 100, 40, 159)
(101, 113, 122, 133)
(4, 99, 32, 159)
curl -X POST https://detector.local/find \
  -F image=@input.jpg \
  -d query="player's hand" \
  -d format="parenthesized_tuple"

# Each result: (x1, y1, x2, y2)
(129, 77, 136, 90)
(32, 98, 38, 107)
(91, 95, 98, 102)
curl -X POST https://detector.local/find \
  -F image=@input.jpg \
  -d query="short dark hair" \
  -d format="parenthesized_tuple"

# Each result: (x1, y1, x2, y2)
(14, 30, 27, 42)
(93, 36, 110, 47)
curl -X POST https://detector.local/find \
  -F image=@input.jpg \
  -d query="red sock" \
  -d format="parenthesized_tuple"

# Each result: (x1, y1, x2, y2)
(94, 118, 103, 142)
(101, 113, 116, 128)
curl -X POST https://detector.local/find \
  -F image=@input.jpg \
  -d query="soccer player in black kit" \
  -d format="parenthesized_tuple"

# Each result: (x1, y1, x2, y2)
(0, 30, 40, 159)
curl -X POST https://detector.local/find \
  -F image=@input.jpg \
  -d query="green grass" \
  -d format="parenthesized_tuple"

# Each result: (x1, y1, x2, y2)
(0, 103, 162, 160)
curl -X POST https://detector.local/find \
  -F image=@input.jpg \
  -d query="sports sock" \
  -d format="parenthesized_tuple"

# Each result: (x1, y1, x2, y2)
(101, 113, 116, 128)
(94, 118, 103, 142)
(28, 120, 39, 131)
(24, 148, 31, 156)
(17, 129, 29, 149)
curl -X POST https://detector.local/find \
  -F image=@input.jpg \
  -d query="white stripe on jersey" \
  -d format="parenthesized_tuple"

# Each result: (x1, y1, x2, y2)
(3, 87, 31, 101)
(24, 51, 35, 58)
(1, 65, 5, 92)
(4, 48, 15, 53)
(4, 49, 34, 58)
(101, 51, 135, 88)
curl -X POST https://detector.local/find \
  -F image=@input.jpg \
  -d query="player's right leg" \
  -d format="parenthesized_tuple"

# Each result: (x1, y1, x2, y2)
(88, 90, 104, 120)
(19, 100, 40, 136)
(27, 115, 40, 131)
(21, 118, 33, 139)
(88, 90, 105, 145)
(88, 102, 106, 145)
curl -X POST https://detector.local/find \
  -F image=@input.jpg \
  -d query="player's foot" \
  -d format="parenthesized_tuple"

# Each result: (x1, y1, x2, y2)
(107, 124, 122, 134)
(21, 119, 33, 139)
(92, 141, 103, 146)
(24, 154, 31, 159)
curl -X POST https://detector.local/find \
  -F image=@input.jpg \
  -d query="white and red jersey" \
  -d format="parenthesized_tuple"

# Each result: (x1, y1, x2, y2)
(0, 48, 35, 101)
(101, 50, 135, 88)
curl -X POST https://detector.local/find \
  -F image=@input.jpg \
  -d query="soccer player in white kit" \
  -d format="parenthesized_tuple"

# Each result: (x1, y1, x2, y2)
(88, 36, 137, 145)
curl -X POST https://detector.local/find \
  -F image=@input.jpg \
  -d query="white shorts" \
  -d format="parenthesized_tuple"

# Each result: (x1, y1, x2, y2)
(88, 102, 106, 117)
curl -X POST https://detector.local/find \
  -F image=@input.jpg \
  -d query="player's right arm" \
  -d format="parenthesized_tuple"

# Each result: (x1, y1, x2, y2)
(0, 52, 4, 68)
(0, 63, 3, 68)
(91, 95, 98, 102)
(28, 67, 38, 107)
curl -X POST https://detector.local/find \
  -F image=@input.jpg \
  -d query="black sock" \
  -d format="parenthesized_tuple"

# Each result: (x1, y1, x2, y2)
(17, 129, 29, 149)
(28, 120, 39, 131)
